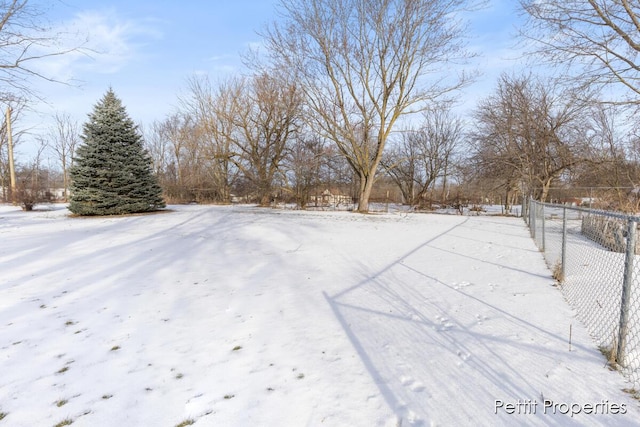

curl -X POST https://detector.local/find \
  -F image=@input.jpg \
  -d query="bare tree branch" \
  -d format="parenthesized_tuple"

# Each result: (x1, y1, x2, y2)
(0, 0, 87, 101)
(470, 73, 593, 203)
(264, 0, 480, 212)
(519, 0, 640, 104)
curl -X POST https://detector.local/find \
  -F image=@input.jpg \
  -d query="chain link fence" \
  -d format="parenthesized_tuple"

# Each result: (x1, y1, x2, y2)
(525, 199, 640, 390)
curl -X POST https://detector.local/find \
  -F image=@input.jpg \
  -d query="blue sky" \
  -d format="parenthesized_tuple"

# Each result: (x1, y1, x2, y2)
(15, 0, 524, 161)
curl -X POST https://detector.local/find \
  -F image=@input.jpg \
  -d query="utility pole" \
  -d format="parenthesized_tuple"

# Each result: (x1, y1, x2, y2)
(6, 106, 16, 205)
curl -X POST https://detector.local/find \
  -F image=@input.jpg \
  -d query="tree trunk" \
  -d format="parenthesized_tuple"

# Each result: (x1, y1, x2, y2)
(504, 187, 511, 213)
(539, 179, 552, 203)
(357, 173, 375, 213)
(259, 194, 271, 207)
(441, 163, 448, 203)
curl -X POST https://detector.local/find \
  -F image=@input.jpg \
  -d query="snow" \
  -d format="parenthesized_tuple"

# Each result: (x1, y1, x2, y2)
(533, 210, 640, 389)
(0, 204, 639, 426)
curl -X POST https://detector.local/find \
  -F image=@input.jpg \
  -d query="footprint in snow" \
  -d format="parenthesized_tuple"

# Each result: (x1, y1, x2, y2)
(409, 313, 422, 322)
(475, 314, 488, 325)
(456, 349, 471, 361)
(399, 376, 425, 392)
(400, 375, 413, 386)
(436, 316, 454, 331)
(452, 281, 472, 290)
(410, 382, 426, 393)
(395, 409, 425, 427)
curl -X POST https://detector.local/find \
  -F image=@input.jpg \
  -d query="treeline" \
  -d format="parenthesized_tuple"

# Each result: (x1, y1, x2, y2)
(5, 72, 640, 213)
(143, 74, 465, 208)
(143, 72, 640, 212)
(144, 74, 352, 207)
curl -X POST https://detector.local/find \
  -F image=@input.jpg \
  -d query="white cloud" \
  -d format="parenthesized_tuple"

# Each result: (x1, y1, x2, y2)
(33, 9, 163, 81)
(77, 11, 161, 71)
(206, 54, 234, 62)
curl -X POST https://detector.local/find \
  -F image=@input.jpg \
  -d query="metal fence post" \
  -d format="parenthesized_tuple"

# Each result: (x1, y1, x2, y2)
(531, 200, 536, 239)
(561, 206, 567, 281)
(540, 204, 547, 252)
(617, 219, 637, 366)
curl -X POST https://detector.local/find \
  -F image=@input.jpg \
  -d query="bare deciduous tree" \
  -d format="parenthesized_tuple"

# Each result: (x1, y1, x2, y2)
(43, 112, 78, 201)
(570, 103, 640, 211)
(470, 73, 591, 203)
(0, 99, 26, 202)
(0, 0, 85, 101)
(222, 72, 302, 206)
(383, 108, 463, 207)
(520, 0, 640, 104)
(285, 134, 326, 208)
(151, 113, 207, 202)
(384, 132, 421, 206)
(144, 120, 171, 181)
(14, 140, 48, 210)
(180, 75, 238, 203)
(264, 0, 477, 212)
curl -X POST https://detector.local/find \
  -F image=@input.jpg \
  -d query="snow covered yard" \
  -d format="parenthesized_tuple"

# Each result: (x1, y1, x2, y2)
(0, 204, 639, 426)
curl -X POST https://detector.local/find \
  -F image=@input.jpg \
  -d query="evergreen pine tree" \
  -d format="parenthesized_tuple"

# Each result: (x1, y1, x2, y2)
(69, 89, 165, 215)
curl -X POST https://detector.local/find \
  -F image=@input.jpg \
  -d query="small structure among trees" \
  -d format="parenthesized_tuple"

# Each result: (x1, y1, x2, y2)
(309, 188, 352, 208)
(69, 89, 165, 216)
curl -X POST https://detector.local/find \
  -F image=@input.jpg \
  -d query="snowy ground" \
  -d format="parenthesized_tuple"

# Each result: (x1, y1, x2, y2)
(532, 211, 640, 390)
(0, 204, 639, 426)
